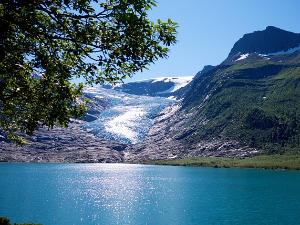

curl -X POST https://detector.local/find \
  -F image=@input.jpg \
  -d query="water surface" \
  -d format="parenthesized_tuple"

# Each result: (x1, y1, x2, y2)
(0, 163, 299, 224)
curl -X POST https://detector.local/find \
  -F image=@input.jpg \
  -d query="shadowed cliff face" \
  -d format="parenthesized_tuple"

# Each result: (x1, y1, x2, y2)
(112, 80, 174, 96)
(102, 77, 193, 98)
(228, 26, 300, 58)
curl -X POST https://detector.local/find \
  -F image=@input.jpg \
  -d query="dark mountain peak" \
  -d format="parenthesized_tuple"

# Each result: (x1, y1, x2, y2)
(265, 25, 282, 31)
(228, 26, 300, 58)
(194, 65, 214, 80)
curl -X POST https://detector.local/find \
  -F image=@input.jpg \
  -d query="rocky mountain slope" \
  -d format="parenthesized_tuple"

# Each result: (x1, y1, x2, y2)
(124, 26, 300, 161)
(0, 123, 126, 163)
(0, 95, 126, 162)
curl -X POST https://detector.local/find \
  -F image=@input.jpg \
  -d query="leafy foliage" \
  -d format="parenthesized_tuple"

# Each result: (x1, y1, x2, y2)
(0, 217, 41, 225)
(0, 0, 178, 144)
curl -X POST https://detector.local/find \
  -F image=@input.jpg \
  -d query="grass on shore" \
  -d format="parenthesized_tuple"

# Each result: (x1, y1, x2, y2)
(146, 155, 300, 170)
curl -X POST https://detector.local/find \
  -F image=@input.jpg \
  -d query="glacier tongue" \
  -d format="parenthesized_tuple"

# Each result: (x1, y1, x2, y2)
(83, 87, 175, 144)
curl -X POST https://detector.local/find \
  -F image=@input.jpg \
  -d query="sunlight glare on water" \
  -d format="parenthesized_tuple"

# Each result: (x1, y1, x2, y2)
(57, 164, 152, 224)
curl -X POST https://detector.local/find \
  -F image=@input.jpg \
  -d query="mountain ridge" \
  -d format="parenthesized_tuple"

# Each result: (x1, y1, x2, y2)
(226, 26, 300, 62)
(102, 76, 193, 98)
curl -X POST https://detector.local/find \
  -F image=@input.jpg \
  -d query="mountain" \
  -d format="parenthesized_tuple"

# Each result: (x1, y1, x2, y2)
(124, 26, 300, 161)
(227, 26, 300, 61)
(102, 76, 193, 98)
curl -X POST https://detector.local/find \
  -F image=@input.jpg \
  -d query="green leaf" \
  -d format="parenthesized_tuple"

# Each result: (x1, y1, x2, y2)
(0, 0, 178, 145)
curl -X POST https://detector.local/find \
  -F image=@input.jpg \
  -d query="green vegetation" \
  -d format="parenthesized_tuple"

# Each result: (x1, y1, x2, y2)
(0, 0, 178, 145)
(0, 217, 41, 225)
(180, 51, 300, 155)
(148, 155, 300, 170)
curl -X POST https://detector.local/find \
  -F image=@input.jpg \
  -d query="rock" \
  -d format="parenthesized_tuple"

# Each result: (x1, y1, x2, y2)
(0, 123, 127, 163)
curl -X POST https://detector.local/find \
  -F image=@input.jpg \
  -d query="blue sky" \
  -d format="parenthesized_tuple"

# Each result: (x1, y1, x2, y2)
(126, 0, 300, 82)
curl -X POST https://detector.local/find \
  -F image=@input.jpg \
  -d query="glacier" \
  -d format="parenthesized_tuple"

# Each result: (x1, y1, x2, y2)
(82, 86, 176, 144)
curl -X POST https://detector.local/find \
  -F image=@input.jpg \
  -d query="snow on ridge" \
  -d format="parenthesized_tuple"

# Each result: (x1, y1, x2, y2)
(258, 54, 270, 60)
(235, 53, 249, 61)
(98, 76, 194, 95)
(234, 45, 300, 62)
(131, 76, 193, 83)
(83, 85, 103, 94)
(163, 77, 193, 93)
(136, 76, 193, 93)
(262, 44, 300, 56)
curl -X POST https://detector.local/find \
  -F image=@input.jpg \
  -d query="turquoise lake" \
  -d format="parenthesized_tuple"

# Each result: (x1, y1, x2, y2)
(0, 163, 300, 225)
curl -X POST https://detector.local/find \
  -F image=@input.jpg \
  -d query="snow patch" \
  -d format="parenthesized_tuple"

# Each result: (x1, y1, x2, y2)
(235, 53, 249, 61)
(263, 45, 300, 56)
(132, 76, 193, 94)
(258, 54, 270, 60)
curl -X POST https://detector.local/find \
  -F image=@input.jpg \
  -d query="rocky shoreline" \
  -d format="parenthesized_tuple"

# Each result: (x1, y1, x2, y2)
(0, 122, 126, 163)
